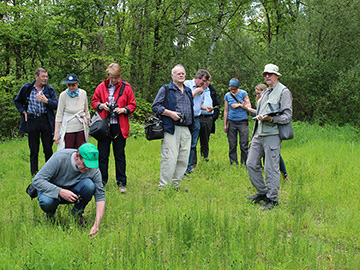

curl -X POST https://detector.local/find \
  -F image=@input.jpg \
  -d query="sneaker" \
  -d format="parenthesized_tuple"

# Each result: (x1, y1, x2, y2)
(283, 174, 291, 182)
(262, 200, 279, 211)
(119, 186, 127, 194)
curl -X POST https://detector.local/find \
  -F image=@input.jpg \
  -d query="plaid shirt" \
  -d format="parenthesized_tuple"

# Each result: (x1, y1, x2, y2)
(27, 87, 47, 114)
(175, 87, 193, 126)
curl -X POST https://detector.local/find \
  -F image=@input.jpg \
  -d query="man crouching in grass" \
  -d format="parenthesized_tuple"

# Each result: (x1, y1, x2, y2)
(32, 143, 105, 236)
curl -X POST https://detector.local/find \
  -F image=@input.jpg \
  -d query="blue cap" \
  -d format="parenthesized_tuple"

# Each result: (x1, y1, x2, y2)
(229, 79, 239, 88)
(62, 74, 78, 84)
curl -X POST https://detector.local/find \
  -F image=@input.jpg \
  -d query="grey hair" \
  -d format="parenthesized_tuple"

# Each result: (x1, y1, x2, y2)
(171, 64, 186, 75)
(35, 67, 47, 76)
(195, 69, 210, 80)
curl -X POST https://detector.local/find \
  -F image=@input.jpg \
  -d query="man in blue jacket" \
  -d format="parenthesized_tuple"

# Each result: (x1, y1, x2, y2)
(152, 64, 194, 190)
(14, 67, 58, 175)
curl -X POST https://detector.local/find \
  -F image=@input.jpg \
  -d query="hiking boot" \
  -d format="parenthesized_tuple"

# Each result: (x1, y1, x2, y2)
(262, 200, 279, 211)
(248, 193, 268, 204)
(119, 186, 127, 194)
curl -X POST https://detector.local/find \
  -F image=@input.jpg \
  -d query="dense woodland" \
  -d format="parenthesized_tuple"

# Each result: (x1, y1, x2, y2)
(1, 0, 360, 139)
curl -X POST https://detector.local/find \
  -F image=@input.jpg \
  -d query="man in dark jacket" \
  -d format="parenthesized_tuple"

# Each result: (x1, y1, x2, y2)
(196, 83, 220, 164)
(14, 67, 58, 175)
(152, 64, 194, 190)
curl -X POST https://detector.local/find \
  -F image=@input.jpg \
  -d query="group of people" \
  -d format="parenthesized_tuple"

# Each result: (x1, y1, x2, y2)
(14, 62, 292, 236)
(15, 64, 136, 236)
(152, 63, 293, 210)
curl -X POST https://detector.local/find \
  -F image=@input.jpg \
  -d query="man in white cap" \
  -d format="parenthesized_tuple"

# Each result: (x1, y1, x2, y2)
(32, 143, 105, 236)
(246, 64, 293, 210)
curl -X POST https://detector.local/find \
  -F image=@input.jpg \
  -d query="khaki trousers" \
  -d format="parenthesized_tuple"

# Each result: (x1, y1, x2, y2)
(159, 125, 191, 188)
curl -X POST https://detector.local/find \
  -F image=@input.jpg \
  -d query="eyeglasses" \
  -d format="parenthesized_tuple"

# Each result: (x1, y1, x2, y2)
(255, 92, 262, 96)
(263, 73, 274, 77)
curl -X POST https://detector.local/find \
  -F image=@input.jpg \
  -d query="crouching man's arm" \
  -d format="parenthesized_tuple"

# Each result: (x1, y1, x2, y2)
(89, 200, 106, 237)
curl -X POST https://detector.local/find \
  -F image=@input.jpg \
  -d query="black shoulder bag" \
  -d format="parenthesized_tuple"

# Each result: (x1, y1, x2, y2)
(144, 84, 169, 141)
(89, 84, 126, 140)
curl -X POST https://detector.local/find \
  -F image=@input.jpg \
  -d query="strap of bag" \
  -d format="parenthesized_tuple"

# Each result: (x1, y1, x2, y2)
(108, 83, 126, 139)
(230, 93, 242, 104)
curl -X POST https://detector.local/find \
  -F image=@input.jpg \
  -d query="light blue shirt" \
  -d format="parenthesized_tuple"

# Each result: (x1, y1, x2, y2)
(184, 79, 204, 117)
(201, 88, 213, 115)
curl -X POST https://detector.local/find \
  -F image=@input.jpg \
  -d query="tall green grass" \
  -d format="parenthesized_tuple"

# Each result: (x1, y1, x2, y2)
(1, 121, 359, 269)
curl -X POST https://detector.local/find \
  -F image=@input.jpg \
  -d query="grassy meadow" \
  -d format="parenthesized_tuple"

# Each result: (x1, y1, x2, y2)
(0, 120, 360, 269)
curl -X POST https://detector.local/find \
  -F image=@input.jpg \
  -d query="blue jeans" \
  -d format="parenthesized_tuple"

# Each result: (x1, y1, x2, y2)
(187, 117, 200, 172)
(38, 178, 95, 216)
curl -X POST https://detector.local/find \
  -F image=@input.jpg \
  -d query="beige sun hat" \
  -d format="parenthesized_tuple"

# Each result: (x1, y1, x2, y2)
(261, 64, 282, 76)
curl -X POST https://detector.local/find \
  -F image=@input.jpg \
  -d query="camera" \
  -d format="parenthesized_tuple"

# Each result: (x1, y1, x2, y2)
(177, 113, 186, 125)
(108, 103, 118, 118)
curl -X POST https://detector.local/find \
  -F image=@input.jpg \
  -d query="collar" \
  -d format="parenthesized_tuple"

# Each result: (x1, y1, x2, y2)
(66, 88, 79, 98)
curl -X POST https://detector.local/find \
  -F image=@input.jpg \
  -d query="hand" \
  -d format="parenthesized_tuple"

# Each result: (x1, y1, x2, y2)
(170, 111, 181, 121)
(35, 93, 48, 104)
(89, 224, 99, 237)
(23, 111, 28, 121)
(59, 189, 78, 203)
(205, 106, 214, 113)
(53, 134, 60, 145)
(114, 107, 126, 114)
(196, 87, 205, 94)
(224, 126, 227, 133)
(231, 103, 240, 109)
(257, 114, 271, 121)
(101, 102, 110, 112)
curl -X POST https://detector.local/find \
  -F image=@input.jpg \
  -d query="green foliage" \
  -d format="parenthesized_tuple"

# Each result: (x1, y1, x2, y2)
(1, 0, 360, 139)
(0, 75, 23, 140)
(1, 122, 360, 269)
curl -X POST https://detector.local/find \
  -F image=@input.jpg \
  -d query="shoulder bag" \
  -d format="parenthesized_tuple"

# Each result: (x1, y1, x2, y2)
(268, 103, 294, 140)
(144, 84, 169, 141)
(89, 84, 126, 141)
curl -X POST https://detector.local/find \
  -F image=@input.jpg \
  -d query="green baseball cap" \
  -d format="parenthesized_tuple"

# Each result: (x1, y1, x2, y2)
(78, 143, 99, 168)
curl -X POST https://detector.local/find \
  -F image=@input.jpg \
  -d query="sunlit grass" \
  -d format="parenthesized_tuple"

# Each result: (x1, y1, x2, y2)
(0, 121, 359, 269)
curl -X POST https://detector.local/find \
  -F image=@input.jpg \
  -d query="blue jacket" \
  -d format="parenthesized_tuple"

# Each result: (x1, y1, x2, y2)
(14, 80, 58, 133)
(152, 81, 194, 135)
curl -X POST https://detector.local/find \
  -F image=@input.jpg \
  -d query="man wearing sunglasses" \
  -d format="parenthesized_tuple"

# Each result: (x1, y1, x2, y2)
(246, 64, 293, 210)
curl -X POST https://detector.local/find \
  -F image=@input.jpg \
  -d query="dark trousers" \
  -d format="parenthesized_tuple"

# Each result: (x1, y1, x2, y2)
(27, 116, 53, 175)
(227, 120, 249, 165)
(198, 115, 213, 159)
(97, 124, 127, 187)
(64, 130, 86, 149)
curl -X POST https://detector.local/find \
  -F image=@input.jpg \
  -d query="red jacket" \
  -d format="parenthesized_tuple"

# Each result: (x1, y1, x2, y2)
(91, 78, 136, 139)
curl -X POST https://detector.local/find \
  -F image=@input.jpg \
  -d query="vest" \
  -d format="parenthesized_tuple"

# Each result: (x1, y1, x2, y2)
(255, 82, 287, 136)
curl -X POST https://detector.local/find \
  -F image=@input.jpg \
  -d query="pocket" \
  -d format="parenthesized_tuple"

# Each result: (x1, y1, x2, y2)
(270, 144, 280, 158)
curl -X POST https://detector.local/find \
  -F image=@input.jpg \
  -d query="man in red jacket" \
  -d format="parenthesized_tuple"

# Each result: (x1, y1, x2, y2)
(91, 63, 137, 193)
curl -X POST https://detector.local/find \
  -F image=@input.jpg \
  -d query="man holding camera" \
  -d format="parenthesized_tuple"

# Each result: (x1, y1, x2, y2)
(32, 143, 105, 236)
(184, 69, 213, 174)
(152, 64, 194, 190)
(91, 63, 137, 193)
